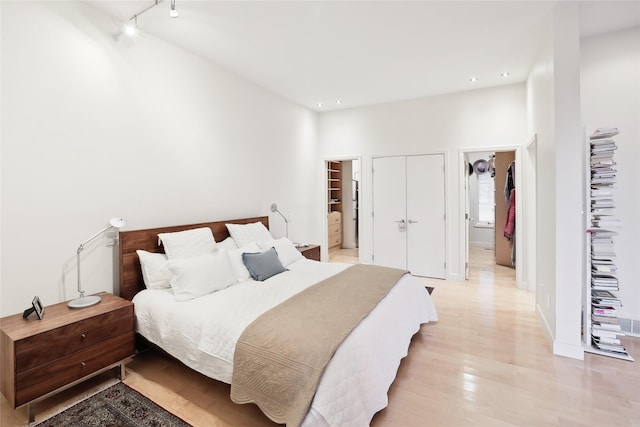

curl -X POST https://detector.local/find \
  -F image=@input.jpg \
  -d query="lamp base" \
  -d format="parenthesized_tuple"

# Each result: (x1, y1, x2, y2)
(68, 294, 101, 308)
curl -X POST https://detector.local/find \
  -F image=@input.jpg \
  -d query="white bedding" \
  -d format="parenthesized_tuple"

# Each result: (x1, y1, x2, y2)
(133, 259, 438, 426)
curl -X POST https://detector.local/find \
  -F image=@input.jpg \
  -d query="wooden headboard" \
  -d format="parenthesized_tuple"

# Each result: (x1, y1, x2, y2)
(118, 216, 269, 301)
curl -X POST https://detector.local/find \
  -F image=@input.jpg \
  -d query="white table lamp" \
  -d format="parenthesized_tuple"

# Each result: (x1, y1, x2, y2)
(69, 217, 126, 308)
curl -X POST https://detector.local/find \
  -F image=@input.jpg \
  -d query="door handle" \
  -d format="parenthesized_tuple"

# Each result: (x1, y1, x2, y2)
(407, 220, 418, 224)
(394, 219, 406, 223)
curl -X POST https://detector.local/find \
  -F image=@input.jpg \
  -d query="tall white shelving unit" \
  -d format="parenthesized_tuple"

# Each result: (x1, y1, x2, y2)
(583, 127, 633, 361)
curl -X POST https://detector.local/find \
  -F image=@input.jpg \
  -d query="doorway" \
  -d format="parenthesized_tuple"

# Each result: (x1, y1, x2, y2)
(326, 159, 360, 264)
(462, 147, 523, 289)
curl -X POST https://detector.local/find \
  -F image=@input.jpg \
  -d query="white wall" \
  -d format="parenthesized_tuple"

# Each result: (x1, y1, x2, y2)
(318, 84, 527, 281)
(580, 26, 640, 323)
(0, 2, 319, 316)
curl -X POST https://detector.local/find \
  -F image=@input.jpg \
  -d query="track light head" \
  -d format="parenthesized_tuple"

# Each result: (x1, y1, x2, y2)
(170, 0, 178, 18)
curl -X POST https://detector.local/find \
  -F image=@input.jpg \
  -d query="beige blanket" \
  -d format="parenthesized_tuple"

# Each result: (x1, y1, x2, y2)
(230, 264, 408, 426)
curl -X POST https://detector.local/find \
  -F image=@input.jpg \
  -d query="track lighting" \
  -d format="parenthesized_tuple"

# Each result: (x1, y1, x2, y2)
(170, 0, 178, 18)
(125, 15, 137, 36)
(125, 0, 178, 36)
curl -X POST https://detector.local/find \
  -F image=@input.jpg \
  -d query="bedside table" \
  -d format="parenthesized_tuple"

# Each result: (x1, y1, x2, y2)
(297, 244, 320, 261)
(0, 292, 134, 422)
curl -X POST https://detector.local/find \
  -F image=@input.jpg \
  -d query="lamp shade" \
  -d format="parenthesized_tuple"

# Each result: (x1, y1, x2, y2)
(110, 217, 127, 228)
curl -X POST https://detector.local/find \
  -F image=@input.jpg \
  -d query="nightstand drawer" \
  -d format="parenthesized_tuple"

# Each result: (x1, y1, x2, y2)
(16, 306, 133, 373)
(328, 212, 341, 224)
(329, 233, 342, 247)
(15, 333, 133, 406)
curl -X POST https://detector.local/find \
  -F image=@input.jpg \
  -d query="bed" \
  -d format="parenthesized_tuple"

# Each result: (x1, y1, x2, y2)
(119, 216, 438, 426)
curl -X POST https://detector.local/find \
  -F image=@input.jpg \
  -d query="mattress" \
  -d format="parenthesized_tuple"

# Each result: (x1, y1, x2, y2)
(133, 259, 438, 426)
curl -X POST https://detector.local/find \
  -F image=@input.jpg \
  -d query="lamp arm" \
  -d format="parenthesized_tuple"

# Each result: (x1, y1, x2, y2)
(76, 224, 115, 296)
(77, 225, 114, 253)
(275, 209, 289, 224)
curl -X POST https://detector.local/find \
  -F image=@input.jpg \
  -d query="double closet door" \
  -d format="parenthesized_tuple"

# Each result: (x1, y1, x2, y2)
(372, 154, 446, 279)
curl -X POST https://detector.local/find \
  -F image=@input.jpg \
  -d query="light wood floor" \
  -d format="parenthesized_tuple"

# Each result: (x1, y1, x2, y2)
(328, 247, 359, 264)
(2, 246, 638, 426)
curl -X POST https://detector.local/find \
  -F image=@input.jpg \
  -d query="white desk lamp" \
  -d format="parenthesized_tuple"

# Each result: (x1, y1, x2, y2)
(69, 217, 126, 308)
(270, 203, 289, 238)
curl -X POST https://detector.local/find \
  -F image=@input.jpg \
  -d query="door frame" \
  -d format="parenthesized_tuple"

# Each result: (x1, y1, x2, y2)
(322, 156, 362, 263)
(458, 145, 525, 290)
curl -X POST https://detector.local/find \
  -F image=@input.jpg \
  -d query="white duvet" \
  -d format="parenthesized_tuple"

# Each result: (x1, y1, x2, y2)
(133, 259, 438, 426)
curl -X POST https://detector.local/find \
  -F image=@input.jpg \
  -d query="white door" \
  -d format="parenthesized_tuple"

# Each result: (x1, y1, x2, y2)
(372, 154, 446, 278)
(372, 156, 407, 269)
(407, 154, 446, 278)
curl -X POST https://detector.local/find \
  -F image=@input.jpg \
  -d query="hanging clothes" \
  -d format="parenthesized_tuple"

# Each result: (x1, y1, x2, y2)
(504, 161, 515, 202)
(504, 188, 516, 240)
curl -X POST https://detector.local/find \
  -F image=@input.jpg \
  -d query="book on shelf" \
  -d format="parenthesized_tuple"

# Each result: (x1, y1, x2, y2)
(590, 128, 619, 139)
(593, 337, 622, 346)
(592, 321, 622, 331)
(592, 342, 628, 354)
(591, 314, 624, 325)
(591, 330, 624, 341)
(591, 306, 617, 317)
(592, 300, 622, 308)
(592, 265, 616, 273)
(591, 289, 619, 299)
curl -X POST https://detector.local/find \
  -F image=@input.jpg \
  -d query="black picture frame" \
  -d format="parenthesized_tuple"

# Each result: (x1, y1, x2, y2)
(23, 296, 45, 320)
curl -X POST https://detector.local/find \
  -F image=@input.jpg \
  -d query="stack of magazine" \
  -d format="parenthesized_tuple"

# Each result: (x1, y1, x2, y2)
(588, 127, 630, 358)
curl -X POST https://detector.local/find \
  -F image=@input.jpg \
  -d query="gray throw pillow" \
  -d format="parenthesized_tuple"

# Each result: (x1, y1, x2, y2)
(242, 247, 288, 281)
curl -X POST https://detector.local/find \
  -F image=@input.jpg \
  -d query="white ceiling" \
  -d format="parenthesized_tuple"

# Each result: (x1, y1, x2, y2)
(88, 1, 640, 112)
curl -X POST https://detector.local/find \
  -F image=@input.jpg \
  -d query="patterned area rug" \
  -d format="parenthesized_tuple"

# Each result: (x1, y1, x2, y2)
(34, 382, 191, 427)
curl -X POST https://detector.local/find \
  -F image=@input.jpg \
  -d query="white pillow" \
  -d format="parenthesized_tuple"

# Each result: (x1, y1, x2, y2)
(259, 238, 304, 267)
(217, 236, 239, 250)
(166, 251, 236, 301)
(228, 242, 261, 282)
(158, 227, 217, 259)
(226, 222, 272, 247)
(136, 250, 171, 289)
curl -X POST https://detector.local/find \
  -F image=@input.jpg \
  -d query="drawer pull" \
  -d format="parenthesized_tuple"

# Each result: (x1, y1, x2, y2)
(81, 334, 86, 340)
(81, 362, 86, 368)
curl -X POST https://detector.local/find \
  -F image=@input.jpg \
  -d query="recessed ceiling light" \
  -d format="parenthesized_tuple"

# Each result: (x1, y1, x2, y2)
(501, 72, 511, 77)
(335, 99, 342, 105)
(469, 77, 478, 83)
(317, 102, 324, 108)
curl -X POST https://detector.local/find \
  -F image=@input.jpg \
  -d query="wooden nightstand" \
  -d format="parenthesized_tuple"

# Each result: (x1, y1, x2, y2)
(0, 292, 134, 422)
(297, 244, 320, 261)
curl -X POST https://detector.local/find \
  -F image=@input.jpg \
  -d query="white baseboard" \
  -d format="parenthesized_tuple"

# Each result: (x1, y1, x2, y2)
(469, 242, 494, 249)
(553, 340, 585, 360)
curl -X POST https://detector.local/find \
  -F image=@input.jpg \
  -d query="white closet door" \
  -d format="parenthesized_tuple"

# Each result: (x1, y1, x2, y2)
(372, 156, 407, 269)
(406, 154, 446, 278)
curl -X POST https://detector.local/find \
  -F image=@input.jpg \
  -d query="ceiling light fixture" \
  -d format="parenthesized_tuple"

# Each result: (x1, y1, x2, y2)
(170, 0, 178, 18)
(125, 16, 137, 36)
(317, 102, 324, 108)
(126, 0, 177, 32)
(335, 99, 342, 105)
(501, 72, 511, 77)
(469, 77, 479, 83)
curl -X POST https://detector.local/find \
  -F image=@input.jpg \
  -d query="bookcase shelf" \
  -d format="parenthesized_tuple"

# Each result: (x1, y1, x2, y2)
(583, 127, 633, 362)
